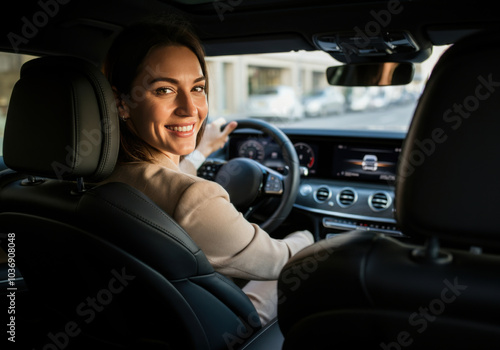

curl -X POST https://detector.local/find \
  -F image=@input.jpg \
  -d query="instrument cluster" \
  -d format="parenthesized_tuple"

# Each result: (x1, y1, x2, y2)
(230, 135, 319, 175)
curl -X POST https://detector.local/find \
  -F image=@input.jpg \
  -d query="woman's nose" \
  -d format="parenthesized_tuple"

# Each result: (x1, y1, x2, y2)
(175, 91, 197, 117)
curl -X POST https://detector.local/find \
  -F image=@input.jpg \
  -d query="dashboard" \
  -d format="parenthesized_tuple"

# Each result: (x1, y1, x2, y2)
(200, 128, 406, 240)
(228, 133, 401, 183)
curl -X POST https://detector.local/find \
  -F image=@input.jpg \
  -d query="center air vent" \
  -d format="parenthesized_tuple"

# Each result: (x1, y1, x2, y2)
(337, 188, 357, 207)
(314, 186, 331, 202)
(369, 192, 392, 211)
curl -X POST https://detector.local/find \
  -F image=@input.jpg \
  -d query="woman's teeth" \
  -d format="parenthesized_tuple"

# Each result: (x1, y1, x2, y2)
(166, 124, 194, 132)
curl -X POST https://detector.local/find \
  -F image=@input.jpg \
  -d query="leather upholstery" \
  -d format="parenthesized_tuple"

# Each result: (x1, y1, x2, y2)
(0, 56, 279, 349)
(277, 31, 500, 349)
(3, 56, 119, 182)
(396, 31, 500, 248)
(278, 230, 500, 348)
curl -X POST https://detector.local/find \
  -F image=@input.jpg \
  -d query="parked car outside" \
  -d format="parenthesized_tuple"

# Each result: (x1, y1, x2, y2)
(347, 86, 393, 111)
(303, 86, 346, 117)
(246, 85, 304, 120)
(346, 87, 371, 112)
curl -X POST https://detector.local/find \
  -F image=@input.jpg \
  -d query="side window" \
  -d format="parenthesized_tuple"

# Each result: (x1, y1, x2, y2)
(0, 52, 37, 157)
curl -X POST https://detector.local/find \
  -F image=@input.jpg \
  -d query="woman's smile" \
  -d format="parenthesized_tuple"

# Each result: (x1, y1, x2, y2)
(165, 123, 196, 136)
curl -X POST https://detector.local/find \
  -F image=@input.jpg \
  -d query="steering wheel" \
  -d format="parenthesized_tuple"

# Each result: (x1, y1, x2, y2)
(213, 119, 300, 233)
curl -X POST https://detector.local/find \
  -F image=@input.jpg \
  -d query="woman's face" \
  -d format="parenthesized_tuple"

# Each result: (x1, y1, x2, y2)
(125, 45, 208, 163)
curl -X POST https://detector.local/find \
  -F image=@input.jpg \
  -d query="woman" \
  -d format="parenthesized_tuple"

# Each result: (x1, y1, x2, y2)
(102, 15, 314, 325)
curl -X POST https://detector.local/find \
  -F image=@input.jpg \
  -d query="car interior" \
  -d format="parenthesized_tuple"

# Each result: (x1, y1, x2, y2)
(1, 0, 500, 349)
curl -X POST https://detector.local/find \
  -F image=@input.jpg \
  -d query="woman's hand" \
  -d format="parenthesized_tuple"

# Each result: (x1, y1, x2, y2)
(197, 117, 238, 158)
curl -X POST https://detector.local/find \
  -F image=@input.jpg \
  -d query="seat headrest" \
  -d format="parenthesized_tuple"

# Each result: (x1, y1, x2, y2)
(396, 31, 500, 247)
(3, 56, 119, 182)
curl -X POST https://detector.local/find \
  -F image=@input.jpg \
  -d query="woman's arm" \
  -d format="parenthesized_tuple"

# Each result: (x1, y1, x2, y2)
(173, 180, 314, 280)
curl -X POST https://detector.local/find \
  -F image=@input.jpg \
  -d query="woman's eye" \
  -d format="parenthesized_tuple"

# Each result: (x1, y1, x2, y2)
(193, 85, 206, 93)
(155, 87, 173, 95)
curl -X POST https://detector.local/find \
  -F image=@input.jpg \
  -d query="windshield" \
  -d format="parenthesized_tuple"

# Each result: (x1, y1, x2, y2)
(206, 46, 449, 132)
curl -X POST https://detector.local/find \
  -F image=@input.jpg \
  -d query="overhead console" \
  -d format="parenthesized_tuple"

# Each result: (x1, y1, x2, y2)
(314, 30, 432, 63)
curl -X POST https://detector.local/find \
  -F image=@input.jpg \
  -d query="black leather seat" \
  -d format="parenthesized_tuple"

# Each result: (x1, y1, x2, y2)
(0, 56, 283, 349)
(277, 31, 500, 349)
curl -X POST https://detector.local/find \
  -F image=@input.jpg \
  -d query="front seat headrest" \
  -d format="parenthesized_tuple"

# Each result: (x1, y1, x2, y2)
(396, 31, 500, 248)
(3, 56, 119, 182)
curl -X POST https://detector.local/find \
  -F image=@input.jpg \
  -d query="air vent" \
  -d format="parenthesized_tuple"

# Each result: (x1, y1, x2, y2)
(337, 188, 357, 207)
(314, 186, 331, 202)
(369, 192, 392, 211)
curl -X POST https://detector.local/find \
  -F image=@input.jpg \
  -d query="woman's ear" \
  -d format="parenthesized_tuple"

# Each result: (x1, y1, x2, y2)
(113, 87, 130, 121)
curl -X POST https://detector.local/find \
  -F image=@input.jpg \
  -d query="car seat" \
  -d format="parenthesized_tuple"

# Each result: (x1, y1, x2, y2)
(0, 56, 283, 350)
(277, 30, 500, 349)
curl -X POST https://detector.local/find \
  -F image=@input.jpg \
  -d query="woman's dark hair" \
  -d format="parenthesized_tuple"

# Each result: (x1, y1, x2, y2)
(103, 14, 208, 163)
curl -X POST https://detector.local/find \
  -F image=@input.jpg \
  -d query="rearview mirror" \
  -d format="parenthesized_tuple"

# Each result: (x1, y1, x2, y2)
(326, 62, 414, 86)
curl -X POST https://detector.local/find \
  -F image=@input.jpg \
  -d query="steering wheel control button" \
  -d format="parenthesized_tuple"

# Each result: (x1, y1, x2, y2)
(264, 174, 283, 194)
(197, 160, 225, 181)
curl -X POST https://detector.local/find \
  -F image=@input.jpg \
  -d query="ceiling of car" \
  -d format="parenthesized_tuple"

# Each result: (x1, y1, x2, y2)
(1, 0, 499, 65)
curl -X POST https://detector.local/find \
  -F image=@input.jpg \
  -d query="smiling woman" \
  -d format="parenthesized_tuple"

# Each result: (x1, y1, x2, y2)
(102, 14, 210, 164)
(100, 15, 314, 325)
(117, 45, 209, 163)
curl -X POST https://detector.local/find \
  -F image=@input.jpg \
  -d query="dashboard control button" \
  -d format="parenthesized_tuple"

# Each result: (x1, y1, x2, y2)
(299, 184, 313, 196)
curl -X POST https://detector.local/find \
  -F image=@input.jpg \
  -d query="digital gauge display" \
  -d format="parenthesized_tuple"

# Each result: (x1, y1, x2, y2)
(294, 142, 315, 168)
(238, 139, 265, 161)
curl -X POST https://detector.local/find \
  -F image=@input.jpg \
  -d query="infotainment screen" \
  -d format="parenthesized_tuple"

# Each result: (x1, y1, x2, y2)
(333, 143, 401, 182)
